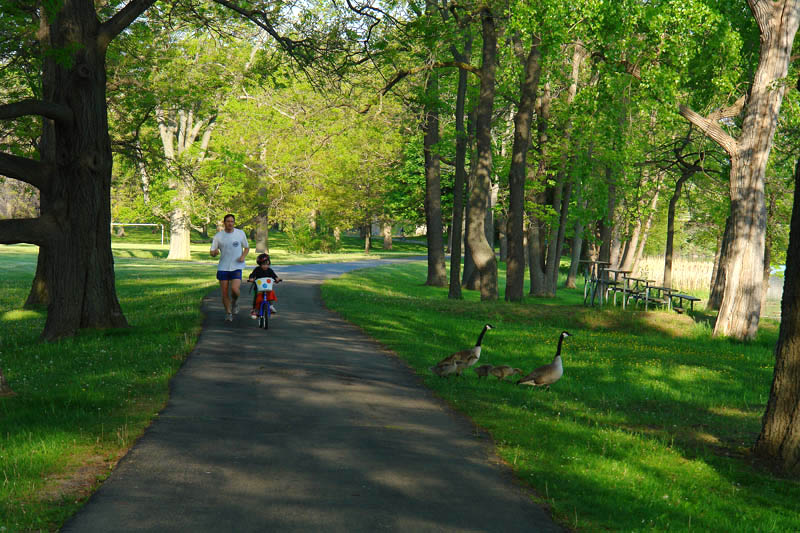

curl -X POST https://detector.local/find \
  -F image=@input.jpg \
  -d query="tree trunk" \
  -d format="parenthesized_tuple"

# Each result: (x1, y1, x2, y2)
(382, 222, 392, 249)
(761, 242, 771, 315)
(422, 66, 447, 286)
(505, 34, 542, 302)
(466, 7, 499, 300)
(754, 153, 800, 474)
(679, 0, 800, 340)
(364, 225, 371, 253)
(23, 3, 134, 340)
(527, 193, 548, 296)
(167, 197, 192, 260)
(498, 216, 507, 263)
(448, 39, 468, 300)
(156, 104, 216, 262)
(632, 187, 660, 274)
(24, 253, 49, 308)
(566, 192, 587, 290)
(664, 172, 691, 288)
(708, 215, 732, 310)
(599, 165, 616, 265)
(255, 212, 269, 253)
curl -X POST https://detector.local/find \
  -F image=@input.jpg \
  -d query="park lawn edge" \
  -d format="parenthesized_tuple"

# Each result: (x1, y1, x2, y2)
(319, 262, 799, 532)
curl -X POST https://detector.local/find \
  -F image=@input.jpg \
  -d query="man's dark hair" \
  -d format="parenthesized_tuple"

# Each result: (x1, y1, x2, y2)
(223, 214, 235, 223)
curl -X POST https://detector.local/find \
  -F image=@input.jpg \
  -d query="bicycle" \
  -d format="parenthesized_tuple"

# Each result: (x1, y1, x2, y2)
(249, 277, 280, 330)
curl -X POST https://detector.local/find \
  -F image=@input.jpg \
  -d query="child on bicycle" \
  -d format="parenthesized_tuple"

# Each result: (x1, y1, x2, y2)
(247, 253, 282, 318)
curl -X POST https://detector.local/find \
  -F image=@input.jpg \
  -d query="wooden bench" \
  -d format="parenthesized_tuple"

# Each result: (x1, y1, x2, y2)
(669, 293, 701, 313)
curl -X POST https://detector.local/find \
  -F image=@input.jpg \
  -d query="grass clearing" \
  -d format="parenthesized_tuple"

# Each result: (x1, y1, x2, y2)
(321, 262, 799, 531)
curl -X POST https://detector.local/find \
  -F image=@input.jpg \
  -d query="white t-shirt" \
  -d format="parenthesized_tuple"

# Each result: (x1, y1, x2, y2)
(210, 228, 248, 272)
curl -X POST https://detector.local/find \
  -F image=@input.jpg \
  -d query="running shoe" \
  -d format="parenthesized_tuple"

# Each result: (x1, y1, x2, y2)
(232, 302, 240, 314)
(250, 310, 258, 319)
(269, 305, 277, 313)
(225, 313, 233, 322)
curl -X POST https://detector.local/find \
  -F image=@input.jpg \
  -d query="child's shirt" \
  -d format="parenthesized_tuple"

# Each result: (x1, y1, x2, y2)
(248, 266, 278, 281)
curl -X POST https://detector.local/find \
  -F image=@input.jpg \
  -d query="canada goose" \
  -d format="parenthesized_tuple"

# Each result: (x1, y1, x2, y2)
(430, 359, 458, 377)
(489, 365, 523, 381)
(517, 331, 572, 389)
(474, 364, 494, 378)
(430, 323, 494, 377)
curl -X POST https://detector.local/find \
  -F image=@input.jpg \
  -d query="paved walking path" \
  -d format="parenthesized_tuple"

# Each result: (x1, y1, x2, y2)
(62, 259, 559, 532)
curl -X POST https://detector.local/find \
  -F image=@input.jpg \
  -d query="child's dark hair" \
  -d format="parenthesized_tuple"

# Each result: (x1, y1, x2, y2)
(257, 253, 270, 265)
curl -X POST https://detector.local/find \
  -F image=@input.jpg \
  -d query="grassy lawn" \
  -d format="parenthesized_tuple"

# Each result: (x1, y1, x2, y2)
(321, 262, 800, 531)
(110, 226, 427, 263)
(0, 234, 425, 532)
(0, 246, 217, 531)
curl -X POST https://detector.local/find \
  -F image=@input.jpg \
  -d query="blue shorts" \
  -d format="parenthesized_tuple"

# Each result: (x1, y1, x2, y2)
(216, 270, 242, 281)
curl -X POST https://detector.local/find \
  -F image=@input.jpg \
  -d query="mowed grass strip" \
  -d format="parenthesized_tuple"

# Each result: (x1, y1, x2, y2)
(321, 262, 800, 531)
(0, 245, 218, 531)
(109, 226, 427, 263)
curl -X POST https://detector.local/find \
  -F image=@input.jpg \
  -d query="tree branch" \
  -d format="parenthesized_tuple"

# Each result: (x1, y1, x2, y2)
(0, 216, 59, 246)
(380, 61, 480, 96)
(209, 0, 315, 59)
(98, 0, 157, 50)
(678, 104, 738, 156)
(708, 94, 747, 121)
(0, 152, 52, 190)
(0, 99, 73, 124)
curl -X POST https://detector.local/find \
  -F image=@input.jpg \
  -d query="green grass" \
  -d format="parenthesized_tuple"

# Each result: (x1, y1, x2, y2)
(0, 232, 423, 532)
(0, 245, 218, 531)
(110, 226, 427, 263)
(321, 262, 800, 531)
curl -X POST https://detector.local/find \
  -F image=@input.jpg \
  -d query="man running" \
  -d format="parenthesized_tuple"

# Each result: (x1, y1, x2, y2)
(210, 214, 249, 322)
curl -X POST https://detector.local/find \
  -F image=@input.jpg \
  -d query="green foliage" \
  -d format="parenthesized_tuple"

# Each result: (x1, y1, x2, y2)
(285, 225, 340, 254)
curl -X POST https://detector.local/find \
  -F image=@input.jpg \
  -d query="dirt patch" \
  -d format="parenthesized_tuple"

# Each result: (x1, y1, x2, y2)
(40, 454, 117, 504)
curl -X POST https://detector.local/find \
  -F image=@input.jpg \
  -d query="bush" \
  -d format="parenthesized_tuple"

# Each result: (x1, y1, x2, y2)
(285, 226, 340, 253)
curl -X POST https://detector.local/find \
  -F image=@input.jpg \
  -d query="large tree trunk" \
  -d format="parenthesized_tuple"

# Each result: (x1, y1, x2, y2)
(0, 2, 159, 340)
(448, 35, 472, 300)
(664, 172, 691, 288)
(506, 35, 542, 301)
(754, 154, 800, 475)
(465, 7, 499, 301)
(708, 215, 732, 310)
(422, 68, 447, 286)
(680, 0, 800, 340)
(42, 8, 131, 339)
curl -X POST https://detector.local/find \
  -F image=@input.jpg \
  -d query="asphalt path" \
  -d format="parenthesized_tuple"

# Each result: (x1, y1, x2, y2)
(62, 258, 560, 532)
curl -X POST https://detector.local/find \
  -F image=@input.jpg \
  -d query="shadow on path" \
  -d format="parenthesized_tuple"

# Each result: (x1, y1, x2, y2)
(62, 259, 560, 532)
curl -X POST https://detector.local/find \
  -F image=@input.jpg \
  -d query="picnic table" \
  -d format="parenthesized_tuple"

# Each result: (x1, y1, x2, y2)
(626, 282, 702, 313)
(616, 276, 655, 310)
(580, 260, 612, 306)
(669, 292, 701, 313)
(642, 285, 673, 311)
